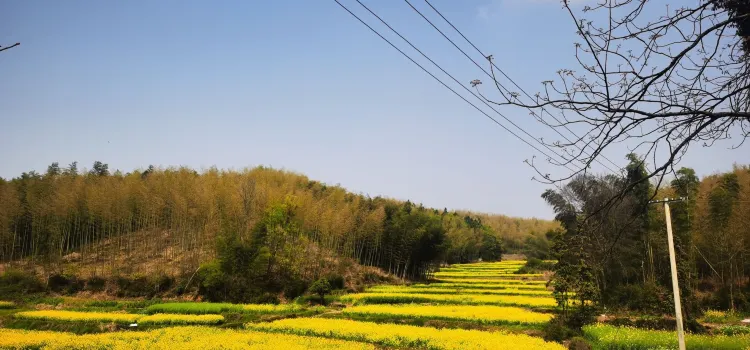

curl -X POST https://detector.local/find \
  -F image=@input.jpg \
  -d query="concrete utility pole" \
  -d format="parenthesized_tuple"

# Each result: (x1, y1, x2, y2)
(650, 197, 686, 350)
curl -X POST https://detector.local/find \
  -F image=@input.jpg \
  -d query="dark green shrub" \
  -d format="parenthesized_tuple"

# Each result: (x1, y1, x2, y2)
(516, 257, 555, 274)
(544, 316, 576, 342)
(568, 337, 592, 350)
(0, 269, 45, 296)
(154, 274, 174, 293)
(309, 278, 332, 305)
(283, 279, 308, 300)
(85, 276, 106, 292)
(196, 261, 228, 302)
(115, 275, 152, 298)
(326, 274, 345, 290)
(48, 274, 84, 294)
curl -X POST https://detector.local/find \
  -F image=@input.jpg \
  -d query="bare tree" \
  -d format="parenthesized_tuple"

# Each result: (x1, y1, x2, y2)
(477, 0, 750, 191)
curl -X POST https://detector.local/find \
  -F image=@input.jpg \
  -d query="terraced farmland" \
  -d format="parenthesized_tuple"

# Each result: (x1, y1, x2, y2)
(7, 260, 743, 348)
(0, 260, 566, 349)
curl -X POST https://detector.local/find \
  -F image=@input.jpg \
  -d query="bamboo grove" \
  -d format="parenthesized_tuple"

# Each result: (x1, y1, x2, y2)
(544, 155, 750, 324)
(0, 162, 557, 283)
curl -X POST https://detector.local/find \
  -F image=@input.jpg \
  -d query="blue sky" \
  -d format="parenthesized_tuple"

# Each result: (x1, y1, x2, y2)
(1, 0, 748, 219)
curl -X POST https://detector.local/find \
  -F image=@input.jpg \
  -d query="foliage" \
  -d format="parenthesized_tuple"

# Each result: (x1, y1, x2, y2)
(567, 336, 592, 350)
(0, 326, 376, 349)
(515, 258, 555, 274)
(47, 274, 84, 294)
(715, 325, 750, 336)
(341, 304, 553, 325)
(0, 165, 551, 288)
(309, 278, 332, 305)
(0, 269, 45, 296)
(699, 309, 741, 324)
(246, 317, 565, 350)
(583, 324, 750, 350)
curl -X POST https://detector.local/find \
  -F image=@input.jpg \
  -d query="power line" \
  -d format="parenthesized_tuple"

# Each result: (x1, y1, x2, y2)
(419, 0, 624, 174)
(332, 0, 577, 176)
(337, 0, 582, 175)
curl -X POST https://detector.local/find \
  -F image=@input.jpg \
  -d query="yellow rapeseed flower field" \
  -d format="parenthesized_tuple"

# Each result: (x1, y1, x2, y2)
(246, 317, 565, 350)
(0, 326, 376, 350)
(342, 304, 553, 325)
(14, 310, 140, 324)
(433, 272, 543, 278)
(436, 278, 547, 284)
(367, 285, 552, 296)
(0, 301, 14, 309)
(410, 282, 548, 290)
(340, 292, 557, 308)
(137, 313, 224, 325)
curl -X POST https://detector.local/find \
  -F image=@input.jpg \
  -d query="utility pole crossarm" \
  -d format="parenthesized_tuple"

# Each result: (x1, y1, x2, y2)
(648, 197, 687, 204)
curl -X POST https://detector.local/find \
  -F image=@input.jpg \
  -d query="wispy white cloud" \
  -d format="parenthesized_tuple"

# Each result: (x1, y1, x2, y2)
(477, 0, 593, 21)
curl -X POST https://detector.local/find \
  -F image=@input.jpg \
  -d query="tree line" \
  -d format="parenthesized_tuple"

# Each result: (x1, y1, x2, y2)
(546, 155, 750, 329)
(0, 162, 555, 293)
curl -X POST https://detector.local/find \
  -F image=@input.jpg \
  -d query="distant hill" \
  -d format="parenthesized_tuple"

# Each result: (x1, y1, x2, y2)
(0, 164, 555, 287)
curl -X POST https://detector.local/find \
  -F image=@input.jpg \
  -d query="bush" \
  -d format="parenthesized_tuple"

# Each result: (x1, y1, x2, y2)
(309, 278, 332, 305)
(197, 261, 227, 302)
(568, 337, 592, 350)
(283, 279, 308, 300)
(326, 274, 345, 290)
(716, 325, 750, 336)
(516, 258, 555, 274)
(85, 276, 107, 292)
(0, 269, 45, 296)
(153, 275, 174, 293)
(544, 317, 576, 342)
(47, 274, 84, 294)
(607, 283, 670, 313)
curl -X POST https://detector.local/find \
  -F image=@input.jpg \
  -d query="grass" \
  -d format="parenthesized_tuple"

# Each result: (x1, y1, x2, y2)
(0, 326, 376, 349)
(138, 313, 225, 325)
(341, 304, 553, 326)
(340, 292, 557, 308)
(699, 309, 742, 324)
(583, 323, 750, 349)
(246, 317, 564, 350)
(14, 310, 140, 324)
(366, 285, 552, 297)
(715, 325, 750, 336)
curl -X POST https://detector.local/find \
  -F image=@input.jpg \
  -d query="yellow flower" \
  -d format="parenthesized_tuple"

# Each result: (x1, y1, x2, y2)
(138, 313, 224, 325)
(340, 292, 557, 308)
(342, 304, 553, 325)
(0, 326, 375, 350)
(366, 285, 552, 297)
(246, 317, 564, 350)
(14, 310, 140, 324)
